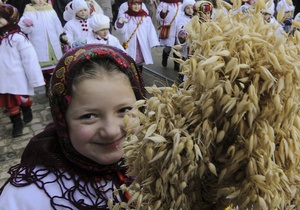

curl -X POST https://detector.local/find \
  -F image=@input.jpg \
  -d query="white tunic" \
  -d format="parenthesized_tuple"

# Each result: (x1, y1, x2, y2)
(64, 18, 91, 45)
(156, 2, 182, 47)
(175, 13, 192, 58)
(86, 33, 125, 51)
(115, 15, 160, 65)
(0, 166, 118, 210)
(19, 4, 64, 63)
(0, 34, 45, 95)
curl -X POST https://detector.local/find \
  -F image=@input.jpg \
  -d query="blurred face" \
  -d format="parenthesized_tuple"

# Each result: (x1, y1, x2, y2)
(33, 0, 46, 5)
(66, 75, 137, 165)
(248, 0, 256, 5)
(284, 11, 294, 20)
(262, 12, 272, 23)
(0, 17, 8, 28)
(95, 28, 109, 39)
(76, 8, 89, 19)
(200, 11, 211, 22)
(131, 3, 142, 12)
(185, 5, 194, 16)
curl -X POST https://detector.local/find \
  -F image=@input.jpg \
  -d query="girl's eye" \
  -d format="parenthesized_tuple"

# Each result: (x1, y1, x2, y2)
(80, 113, 96, 119)
(119, 107, 133, 114)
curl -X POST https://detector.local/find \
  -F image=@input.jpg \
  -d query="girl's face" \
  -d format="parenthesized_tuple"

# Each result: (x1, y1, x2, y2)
(33, 0, 46, 5)
(185, 5, 194, 16)
(263, 12, 272, 23)
(95, 28, 109, 39)
(66, 75, 137, 165)
(131, 3, 142, 12)
(200, 11, 211, 21)
(76, 9, 89, 19)
(0, 17, 8, 28)
(248, 0, 256, 5)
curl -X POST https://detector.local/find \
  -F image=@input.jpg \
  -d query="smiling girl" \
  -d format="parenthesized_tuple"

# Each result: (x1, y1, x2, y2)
(0, 44, 146, 209)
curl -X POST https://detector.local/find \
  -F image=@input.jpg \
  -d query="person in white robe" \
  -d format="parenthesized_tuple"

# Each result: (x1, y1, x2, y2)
(87, 13, 125, 51)
(115, 0, 159, 72)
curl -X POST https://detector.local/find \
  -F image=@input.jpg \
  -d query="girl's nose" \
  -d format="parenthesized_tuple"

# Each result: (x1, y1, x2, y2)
(99, 118, 122, 138)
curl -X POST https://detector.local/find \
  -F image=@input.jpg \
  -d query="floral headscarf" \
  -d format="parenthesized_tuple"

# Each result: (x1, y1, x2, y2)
(126, 0, 148, 17)
(0, 4, 24, 44)
(0, 44, 145, 209)
(49, 44, 146, 172)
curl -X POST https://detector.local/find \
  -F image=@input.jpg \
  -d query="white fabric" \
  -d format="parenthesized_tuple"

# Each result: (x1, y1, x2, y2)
(63, 1, 74, 21)
(64, 0, 104, 21)
(18, 4, 64, 63)
(115, 15, 160, 65)
(295, 12, 300, 22)
(264, 0, 275, 16)
(89, 13, 110, 31)
(64, 18, 91, 45)
(0, 166, 117, 210)
(72, 0, 89, 13)
(276, 0, 295, 13)
(86, 33, 125, 51)
(175, 13, 192, 58)
(156, 2, 182, 47)
(181, 0, 195, 12)
(0, 34, 45, 95)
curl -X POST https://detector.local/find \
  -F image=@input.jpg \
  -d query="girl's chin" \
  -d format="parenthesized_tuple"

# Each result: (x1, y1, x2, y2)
(96, 150, 124, 165)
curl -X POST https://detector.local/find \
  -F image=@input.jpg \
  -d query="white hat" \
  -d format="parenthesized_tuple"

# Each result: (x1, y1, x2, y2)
(181, 0, 196, 12)
(262, 0, 275, 16)
(63, 1, 74, 21)
(72, 0, 89, 14)
(89, 13, 110, 32)
(276, 0, 295, 13)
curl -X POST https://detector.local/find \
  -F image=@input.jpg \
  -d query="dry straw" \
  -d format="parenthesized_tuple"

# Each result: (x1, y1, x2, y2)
(111, 0, 300, 209)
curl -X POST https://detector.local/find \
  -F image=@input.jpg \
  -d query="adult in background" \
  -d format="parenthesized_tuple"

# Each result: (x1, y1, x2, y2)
(156, 0, 182, 68)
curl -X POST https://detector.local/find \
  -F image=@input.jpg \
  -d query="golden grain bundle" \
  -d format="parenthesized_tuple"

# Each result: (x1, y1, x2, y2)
(111, 0, 300, 209)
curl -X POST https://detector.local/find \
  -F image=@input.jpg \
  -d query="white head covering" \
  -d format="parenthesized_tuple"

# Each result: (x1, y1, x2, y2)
(181, 0, 196, 12)
(89, 13, 110, 32)
(262, 0, 275, 16)
(63, 1, 74, 21)
(72, 0, 89, 14)
(276, 0, 295, 13)
(295, 12, 300, 22)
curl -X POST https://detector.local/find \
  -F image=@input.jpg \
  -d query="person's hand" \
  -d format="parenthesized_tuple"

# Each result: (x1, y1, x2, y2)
(118, 17, 128, 24)
(59, 32, 70, 45)
(22, 18, 33, 27)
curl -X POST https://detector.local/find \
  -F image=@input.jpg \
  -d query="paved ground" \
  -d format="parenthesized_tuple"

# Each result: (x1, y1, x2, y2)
(0, 45, 179, 187)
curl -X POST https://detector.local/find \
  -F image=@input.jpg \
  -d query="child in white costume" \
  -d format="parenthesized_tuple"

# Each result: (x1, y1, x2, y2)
(115, 0, 159, 72)
(63, 0, 103, 22)
(117, 1, 149, 19)
(87, 13, 124, 51)
(63, 0, 91, 46)
(174, 0, 195, 71)
(235, 0, 257, 14)
(276, 0, 295, 34)
(18, 0, 63, 96)
(0, 4, 44, 137)
(156, 0, 182, 68)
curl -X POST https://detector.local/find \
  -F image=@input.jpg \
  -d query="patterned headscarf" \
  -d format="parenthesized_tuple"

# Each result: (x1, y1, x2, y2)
(0, 4, 23, 43)
(126, 0, 148, 17)
(49, 44, 146, 172)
